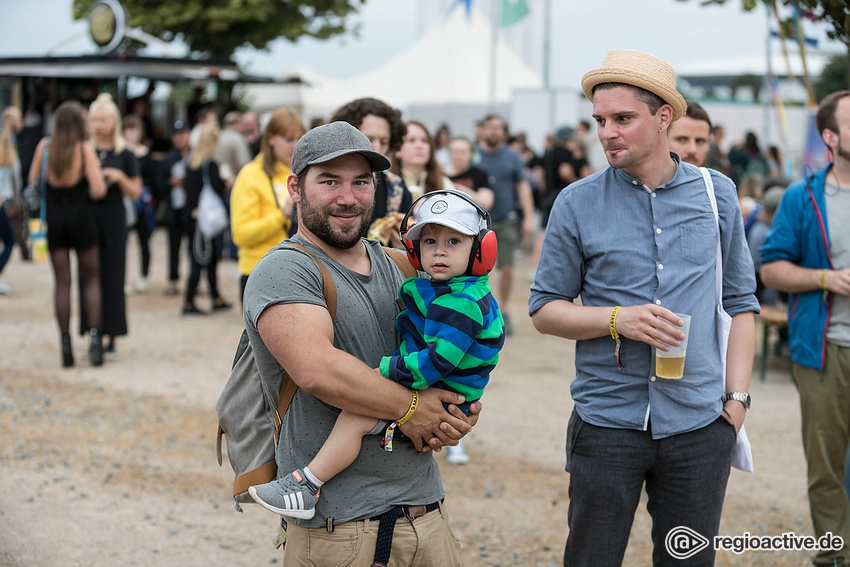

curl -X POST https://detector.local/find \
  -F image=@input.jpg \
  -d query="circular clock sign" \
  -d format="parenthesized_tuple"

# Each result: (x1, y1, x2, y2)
(88, 0, 126, 53)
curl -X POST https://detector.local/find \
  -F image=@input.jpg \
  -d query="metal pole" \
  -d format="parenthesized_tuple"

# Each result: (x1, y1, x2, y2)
(489, 0, 499, 110)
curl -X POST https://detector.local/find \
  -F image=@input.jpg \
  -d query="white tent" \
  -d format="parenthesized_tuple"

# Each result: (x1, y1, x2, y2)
(237, 6, 544, 124)
(345, 5, 543, 108)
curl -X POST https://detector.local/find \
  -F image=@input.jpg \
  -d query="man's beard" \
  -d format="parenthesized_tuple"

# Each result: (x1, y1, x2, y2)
(482, 135, 502, 150)
(836, 138, 850, 164)
(298, 188, 374, 249)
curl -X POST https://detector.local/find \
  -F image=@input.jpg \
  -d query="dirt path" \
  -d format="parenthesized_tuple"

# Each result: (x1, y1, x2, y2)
(0, 230, 816, 566)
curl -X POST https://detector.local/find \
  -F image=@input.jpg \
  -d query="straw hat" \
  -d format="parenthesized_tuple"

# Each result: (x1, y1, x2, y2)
(581, 49, 687, 121)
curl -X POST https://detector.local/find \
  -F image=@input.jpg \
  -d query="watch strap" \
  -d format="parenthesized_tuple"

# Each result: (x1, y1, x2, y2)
(724, 391, 751, 410)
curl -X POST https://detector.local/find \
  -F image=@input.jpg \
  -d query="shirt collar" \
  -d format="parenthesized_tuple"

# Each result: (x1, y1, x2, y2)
(611, 152, 702, 192)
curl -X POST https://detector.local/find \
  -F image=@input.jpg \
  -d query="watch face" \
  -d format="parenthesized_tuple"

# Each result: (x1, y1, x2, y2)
(89, 4, 116, 46)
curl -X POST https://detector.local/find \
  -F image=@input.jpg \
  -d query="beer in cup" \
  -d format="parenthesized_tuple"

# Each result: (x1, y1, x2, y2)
(655, 314, 691, 379)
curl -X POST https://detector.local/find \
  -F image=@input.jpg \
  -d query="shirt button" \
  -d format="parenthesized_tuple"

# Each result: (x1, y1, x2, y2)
(658, 264, 664, 270)
(651, 376, 657, 382)
(632, 180, 639, 185)
(651, 192, 657, 198)
(655, 299, 662, 305)
(656, 228, 662, 234)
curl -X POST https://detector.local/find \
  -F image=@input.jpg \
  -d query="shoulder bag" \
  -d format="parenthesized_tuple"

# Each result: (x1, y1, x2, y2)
(701, 166, 754, 473)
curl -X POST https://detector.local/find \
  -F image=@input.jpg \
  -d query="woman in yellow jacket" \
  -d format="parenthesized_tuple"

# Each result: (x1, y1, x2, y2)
(230, 107, 305, 300)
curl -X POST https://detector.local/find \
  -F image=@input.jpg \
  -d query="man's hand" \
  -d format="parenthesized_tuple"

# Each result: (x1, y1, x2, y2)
(521, 215, 536, 238)
(398, 389, 479, 452)
(616, 304, 685, 350)
(721, 400, 746, 434)
(824, 268, 850, 296)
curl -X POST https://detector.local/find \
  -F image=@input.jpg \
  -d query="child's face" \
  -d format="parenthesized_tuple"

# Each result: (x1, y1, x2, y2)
(417, 224, 475, 281)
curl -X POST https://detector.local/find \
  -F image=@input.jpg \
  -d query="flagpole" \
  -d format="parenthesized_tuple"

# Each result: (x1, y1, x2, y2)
(791, 5, 817, 107)
(489, 0, 499, 110)
(542, 0, 551, 89)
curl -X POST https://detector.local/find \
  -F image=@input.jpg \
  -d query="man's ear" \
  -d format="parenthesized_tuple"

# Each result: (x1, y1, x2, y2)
(287, 173, 300, 203)
(823, 129, 838, 148)
(657, 104, 674, 133)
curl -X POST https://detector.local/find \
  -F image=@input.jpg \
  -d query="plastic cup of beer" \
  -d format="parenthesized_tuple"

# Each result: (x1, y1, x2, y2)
(655, 314, 691, 379)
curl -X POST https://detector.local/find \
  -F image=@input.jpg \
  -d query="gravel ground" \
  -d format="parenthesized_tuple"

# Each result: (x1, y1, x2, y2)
(0, 230, 819, 566)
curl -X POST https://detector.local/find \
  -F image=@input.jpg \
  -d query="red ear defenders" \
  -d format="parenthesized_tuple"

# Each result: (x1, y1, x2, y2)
(400, 189, 498, 276)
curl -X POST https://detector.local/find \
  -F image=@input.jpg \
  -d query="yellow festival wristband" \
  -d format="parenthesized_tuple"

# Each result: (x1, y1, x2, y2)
(395, 390, 419, 426)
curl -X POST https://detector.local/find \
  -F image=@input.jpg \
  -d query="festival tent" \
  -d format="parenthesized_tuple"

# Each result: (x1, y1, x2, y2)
(344, 5, 544, 108)
(237, 5, 542, 124)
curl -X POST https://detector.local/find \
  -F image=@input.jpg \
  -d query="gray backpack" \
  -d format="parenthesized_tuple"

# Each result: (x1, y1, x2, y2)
(215, 243, 415, 509)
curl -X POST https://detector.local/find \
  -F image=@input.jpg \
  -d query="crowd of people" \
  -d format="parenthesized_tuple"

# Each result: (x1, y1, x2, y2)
(3, 64, 850, 564)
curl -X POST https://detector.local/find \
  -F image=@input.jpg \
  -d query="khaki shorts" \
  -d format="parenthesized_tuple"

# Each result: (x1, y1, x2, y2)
(282, 501, 462, 566)
(492, 218, 519, 268)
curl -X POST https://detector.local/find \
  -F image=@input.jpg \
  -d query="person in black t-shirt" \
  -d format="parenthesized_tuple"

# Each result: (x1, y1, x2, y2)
(447, 136, 494, 211)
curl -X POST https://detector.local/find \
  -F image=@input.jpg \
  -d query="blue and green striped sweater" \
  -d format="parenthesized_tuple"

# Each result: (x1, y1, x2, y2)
(379, 275, 505, 412)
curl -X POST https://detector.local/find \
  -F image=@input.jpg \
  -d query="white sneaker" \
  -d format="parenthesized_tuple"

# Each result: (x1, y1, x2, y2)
(135, 278, 149, 293)
(446, 441, 470, 465)
(0, 280, 11, 295)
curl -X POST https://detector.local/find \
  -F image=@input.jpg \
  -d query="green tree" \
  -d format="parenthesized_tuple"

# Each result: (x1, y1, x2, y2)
(73, 0, 368, 58)
(814, 53, 850, 100)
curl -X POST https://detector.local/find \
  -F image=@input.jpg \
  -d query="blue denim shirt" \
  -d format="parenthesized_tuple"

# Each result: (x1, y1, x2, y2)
(529, 156, 758, 439)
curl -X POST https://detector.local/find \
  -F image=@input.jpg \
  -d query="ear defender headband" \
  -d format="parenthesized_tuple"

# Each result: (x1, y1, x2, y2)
(400, 189, 498, 277)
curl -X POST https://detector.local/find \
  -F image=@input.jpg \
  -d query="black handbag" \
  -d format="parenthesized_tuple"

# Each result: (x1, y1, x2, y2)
(23, 145, 48, 217)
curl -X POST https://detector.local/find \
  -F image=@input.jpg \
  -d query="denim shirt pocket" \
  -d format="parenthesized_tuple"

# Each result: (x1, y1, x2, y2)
(679, 220, 716, 266)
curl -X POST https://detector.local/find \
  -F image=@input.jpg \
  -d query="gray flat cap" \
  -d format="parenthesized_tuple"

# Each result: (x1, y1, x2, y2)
(291, 121, 391, 176)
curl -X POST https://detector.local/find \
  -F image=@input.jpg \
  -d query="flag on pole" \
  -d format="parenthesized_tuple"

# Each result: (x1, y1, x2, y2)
(499, 0, 529, 27)
(451, 0, 473, 20)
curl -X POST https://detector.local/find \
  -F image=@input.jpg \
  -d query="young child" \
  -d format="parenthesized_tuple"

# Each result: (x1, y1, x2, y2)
(248, 190, 506, 519)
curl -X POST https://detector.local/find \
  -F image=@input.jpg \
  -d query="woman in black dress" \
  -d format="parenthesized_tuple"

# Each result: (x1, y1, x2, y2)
(84, 93, 141, 360)
(29, 101, 107, 366)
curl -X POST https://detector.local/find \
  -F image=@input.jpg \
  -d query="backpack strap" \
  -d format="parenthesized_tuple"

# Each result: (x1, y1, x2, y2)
(269, 242, 337, 446)
(383, 246, 417, 279)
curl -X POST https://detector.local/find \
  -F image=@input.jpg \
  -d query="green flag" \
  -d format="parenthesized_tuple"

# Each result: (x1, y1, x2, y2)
(499, 0, 529, 27)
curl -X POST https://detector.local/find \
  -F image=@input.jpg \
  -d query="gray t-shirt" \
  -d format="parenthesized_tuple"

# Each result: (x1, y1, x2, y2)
(243, 235, 444, 527)
(826, 182, 850, 346)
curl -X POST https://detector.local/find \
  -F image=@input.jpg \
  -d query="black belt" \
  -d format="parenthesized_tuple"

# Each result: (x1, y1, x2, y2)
(371, 500, 441, 567)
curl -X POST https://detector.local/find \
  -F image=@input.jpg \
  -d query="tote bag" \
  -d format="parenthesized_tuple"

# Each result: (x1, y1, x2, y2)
(701, 167, 754, 473)
(197, 160, 228, 240)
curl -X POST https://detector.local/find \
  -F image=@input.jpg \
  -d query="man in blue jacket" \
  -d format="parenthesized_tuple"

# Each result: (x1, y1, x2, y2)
(761, 90, 850, 566)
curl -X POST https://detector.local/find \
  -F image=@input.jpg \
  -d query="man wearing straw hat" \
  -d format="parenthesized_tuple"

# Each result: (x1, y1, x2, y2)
(529, 49, 759, 565)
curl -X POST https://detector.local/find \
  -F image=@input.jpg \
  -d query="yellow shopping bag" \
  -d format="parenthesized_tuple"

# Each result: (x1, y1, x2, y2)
(27, 218, 48, 263)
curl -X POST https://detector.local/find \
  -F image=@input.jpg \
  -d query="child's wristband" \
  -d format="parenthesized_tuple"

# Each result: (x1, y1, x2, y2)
(395, 390, 419, 426)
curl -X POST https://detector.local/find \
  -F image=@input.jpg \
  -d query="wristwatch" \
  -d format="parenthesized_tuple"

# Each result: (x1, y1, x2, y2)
(724, 391, 751, 410)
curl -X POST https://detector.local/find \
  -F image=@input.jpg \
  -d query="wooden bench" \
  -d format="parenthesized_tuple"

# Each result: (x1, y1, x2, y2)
(756, 304, 788, 382)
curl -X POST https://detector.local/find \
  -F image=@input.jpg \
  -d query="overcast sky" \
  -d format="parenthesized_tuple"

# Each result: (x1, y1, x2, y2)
(0, 0, 843, 91)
